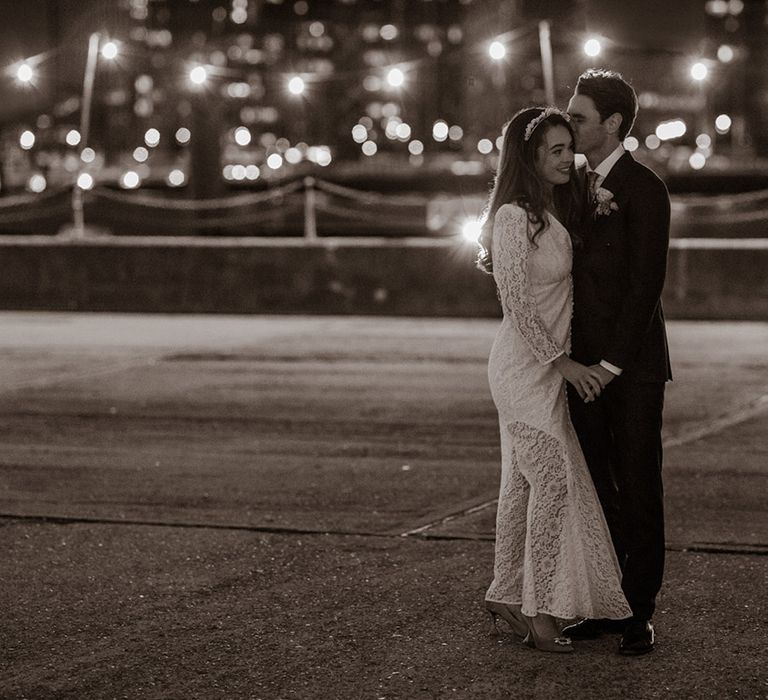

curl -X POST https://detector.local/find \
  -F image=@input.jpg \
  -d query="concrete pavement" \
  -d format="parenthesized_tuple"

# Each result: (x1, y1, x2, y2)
(0, 314, 766, 699)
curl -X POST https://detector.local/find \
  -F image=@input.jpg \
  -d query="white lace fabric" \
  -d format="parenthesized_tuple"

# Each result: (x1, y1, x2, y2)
(485, 203, 631, 620)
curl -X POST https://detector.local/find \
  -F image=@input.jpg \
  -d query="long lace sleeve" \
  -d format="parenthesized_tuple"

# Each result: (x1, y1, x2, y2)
(493, 204, 564, 364)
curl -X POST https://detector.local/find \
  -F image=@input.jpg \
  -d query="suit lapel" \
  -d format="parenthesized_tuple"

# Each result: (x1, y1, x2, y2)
(599, 151, 633, 196)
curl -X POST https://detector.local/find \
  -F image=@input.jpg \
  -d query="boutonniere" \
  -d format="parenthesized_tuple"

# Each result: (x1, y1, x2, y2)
(593, 187, 619, 217)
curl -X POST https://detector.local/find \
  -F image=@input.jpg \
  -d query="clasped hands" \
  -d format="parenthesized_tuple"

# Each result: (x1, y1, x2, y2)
(553, 356, 615, 403)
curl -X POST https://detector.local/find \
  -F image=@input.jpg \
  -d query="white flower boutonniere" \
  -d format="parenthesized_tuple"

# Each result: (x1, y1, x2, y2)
(593, 187, 619, 217)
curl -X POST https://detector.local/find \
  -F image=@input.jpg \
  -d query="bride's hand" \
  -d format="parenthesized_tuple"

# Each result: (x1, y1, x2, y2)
(552, 356, 604, 402)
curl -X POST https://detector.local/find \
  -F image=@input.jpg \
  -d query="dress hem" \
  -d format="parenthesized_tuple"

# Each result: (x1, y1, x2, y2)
(484, 597, 631, 621)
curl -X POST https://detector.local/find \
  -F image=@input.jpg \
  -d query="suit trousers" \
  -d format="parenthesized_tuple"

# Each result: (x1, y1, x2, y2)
(567, 377, 666, 620)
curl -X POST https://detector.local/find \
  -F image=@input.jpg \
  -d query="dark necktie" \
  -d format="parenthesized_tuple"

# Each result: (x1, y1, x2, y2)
(587, 170, 600, 199)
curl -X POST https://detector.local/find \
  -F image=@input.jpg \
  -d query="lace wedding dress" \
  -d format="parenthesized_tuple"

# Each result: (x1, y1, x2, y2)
(485, 203, 631, 620)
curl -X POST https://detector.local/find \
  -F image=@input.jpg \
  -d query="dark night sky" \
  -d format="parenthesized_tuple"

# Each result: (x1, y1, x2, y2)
(587, 0, 705, 52)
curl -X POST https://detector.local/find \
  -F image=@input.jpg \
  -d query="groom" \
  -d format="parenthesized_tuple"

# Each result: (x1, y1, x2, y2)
(563, 69, 672, 655)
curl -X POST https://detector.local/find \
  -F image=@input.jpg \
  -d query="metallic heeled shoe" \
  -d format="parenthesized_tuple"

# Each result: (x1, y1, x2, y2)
(485, 601, 528, 639)
(522, 613, 574, 653)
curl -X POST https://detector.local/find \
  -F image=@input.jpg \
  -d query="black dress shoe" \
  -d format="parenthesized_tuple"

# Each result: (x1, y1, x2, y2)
(562, 617, 629, 639)
(619, 620, 655, 655)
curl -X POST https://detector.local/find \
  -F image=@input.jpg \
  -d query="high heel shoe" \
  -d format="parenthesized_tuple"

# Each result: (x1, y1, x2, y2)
(485, 601, 528, 639)
(522, 613, 574, 654)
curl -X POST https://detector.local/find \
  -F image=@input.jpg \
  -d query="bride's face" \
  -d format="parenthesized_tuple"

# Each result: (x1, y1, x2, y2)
(534, 125, 575, 187)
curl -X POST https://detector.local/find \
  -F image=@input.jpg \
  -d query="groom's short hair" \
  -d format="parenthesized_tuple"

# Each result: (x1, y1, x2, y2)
(576, 69, 638, 140)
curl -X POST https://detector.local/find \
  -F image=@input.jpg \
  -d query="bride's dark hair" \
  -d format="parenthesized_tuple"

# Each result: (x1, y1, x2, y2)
(476, 107, 581, 274)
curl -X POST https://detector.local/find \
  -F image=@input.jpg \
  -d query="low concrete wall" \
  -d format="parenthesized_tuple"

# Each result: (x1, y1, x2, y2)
(0, 236, 766, 319)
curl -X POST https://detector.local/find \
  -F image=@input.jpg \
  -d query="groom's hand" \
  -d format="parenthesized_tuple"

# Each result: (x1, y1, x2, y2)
(590, 364, 616, 388)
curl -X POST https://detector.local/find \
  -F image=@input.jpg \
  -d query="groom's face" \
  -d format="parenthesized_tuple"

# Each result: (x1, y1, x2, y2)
(567, 93, 607, 158)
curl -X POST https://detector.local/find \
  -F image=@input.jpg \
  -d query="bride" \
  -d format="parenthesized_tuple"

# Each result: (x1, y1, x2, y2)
(476, 107, 631, 653)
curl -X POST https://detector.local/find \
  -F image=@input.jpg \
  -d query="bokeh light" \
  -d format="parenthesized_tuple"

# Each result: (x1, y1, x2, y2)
(715, 114, 732, 133)
(432, 120, 449, 142)
(386, 68, 404, 88)
(690, 62, 708, 81)
(28, 174, 47, 193)
(266, 153, 284, 169)
(655, 119, 687, 141)
(16, 63, 34, 83)
(623, 136, 639, 152)
(689, 152, 706, 170)
(645, 134, 661, 150)
(120, 170, 140, 189)
(167, 169, 185, 186)
(288, 76, 305, 95)
(77, 172, 94, 190)
(408, 140, 424, 156)
(584, 39, 602, 57)
(234, 126, 252, 146)
(19, 130, 35, 150)
(488, 41, 506, 60)
(717, 44, 734, 62)
(461, 219, 482, 243)
(477, 138, 493, 154)
(144, 128, 160, 147)
(189, 66, 208, 85)
(101, 41, 118, 60)
(175, 127, 191, 145)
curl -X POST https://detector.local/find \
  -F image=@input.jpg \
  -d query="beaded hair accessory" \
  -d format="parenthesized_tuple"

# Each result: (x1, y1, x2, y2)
(523, 107, 570, 142)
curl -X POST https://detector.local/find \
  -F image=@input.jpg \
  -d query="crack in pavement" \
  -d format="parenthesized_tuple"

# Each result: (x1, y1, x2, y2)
(0, 512, 765, 557)
(397, 395, 768, 540)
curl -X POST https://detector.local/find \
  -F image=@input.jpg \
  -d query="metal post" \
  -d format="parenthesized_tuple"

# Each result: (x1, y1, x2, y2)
(538, 20, 555, 105)
(303, 176, 317, 240)
(71, 31, 101, 239)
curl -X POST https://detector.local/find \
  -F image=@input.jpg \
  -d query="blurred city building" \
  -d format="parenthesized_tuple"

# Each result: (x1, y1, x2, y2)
(0, 0, 766, 197)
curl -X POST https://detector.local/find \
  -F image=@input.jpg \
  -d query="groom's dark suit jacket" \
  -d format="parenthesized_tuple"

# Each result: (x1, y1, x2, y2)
(571, 152, 672, 382)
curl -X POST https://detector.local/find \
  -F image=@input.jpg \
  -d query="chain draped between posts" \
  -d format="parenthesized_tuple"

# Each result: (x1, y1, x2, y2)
(1, 180, 768, 238)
